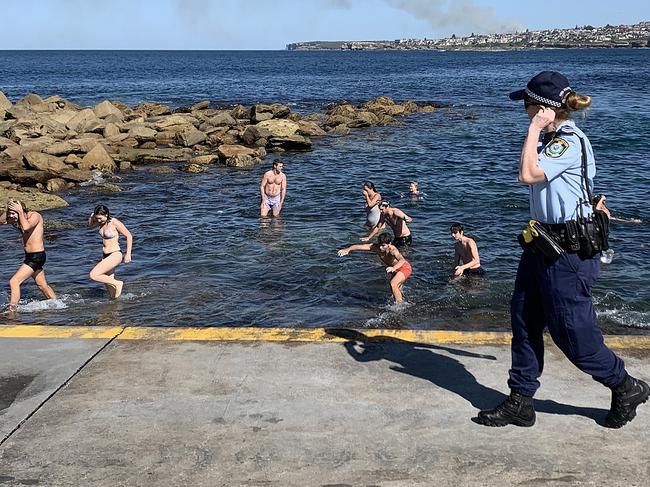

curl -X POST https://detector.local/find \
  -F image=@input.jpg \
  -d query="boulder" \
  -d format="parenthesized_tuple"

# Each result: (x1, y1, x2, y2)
(138, 141, 157, 149)
(127, 125, 157, 142)
(419, 105, 437, 113)
(46, 178, 70, 192)
(103, 123, 121, 138)
(94, 100, 123, 120)
(0, 91, 12, 111)
(18, 93, 44, 106)
(297, 120, 326, 137)
(152, 115, 199, 130)
(119, 161, 132, 171)
(79, 144, 117, 172)
(324, 115, 354, 127)
(250, 104, 273, 123)
(176, 128, 207, 147)
(49, 109, 78, 126)
(44, 141, 75, 156)
(66, 109, 103, 133)
(189, 155, 219, 165)
(329, 103, 357, 118)
(18, 136, 57, 152)
(347, 111, 380, 128)
(209, 112, 237, 127)
(3, 145, 25, 160)
(116, 147, 191, 164)
(191, 100, 210, 111)
(181, 163, 205, 173)
(0, 187, 68, 211)
(0, 168, 56, 185)
(23, 151, 68, 173)
(386, 105, 407, 117)
(5, 105, 32, 121)
(224, 154, 259, 168)
(68, 137, 105, 153)
(148, 165, 177, 174)
(267, 134, 312, 151)
(60, 168, 95, 182)
(217, 144, 260, 161)
(0, 136, 17, 150)
(330, 124, 350, 136)
(134, 103, 171, 117)
(241, 125, 271, 145)
(63, 154, 84, 166)
(230, 105, 250, 120)
(256, 119, 299, 138)
(0, 120, 16, 136)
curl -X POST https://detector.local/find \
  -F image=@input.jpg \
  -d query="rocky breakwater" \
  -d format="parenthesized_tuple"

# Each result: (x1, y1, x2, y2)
(0, 91, 438, 210)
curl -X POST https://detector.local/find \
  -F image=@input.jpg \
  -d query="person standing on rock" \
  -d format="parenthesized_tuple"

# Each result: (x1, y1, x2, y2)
(260, 159, 286, 217)
(1, 200, 57, 311)
(477, 71, 648, 429)
(88, 205, 132, 299)
(361, 201, 412, 248)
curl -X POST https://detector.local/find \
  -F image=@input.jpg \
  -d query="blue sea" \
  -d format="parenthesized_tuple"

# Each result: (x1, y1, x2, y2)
(1, 49, 649, 333)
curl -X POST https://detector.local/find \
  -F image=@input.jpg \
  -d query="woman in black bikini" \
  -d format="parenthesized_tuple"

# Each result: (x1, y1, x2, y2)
(88, 205, 132, 299)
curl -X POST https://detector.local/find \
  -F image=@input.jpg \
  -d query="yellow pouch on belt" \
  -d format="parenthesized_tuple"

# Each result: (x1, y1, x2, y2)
(519, 220, 565, 263)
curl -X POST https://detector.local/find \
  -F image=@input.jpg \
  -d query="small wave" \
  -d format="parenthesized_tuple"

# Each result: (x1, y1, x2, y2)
(612, 216, 643, 224)
(598, 309, 650, 329)
(79, 170, 106, 187)
(15, 298, 68, 312)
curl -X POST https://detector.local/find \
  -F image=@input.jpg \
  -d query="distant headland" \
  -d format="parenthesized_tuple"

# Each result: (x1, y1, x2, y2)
(287, 21, 650, 51)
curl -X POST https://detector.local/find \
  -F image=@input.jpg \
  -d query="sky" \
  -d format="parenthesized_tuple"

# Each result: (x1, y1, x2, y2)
(1, 0, 648, 50)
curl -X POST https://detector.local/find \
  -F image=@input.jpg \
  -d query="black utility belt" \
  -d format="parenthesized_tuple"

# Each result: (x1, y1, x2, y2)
(518, 213, 610, 263)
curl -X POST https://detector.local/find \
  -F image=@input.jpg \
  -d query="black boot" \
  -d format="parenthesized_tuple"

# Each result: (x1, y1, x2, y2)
(605, 374, 650, 429)
(476, 391, 536, 427)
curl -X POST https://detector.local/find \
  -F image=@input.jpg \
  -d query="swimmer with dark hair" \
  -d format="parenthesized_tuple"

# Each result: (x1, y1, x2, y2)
(88, 205, 133, 299)
(338, 232, 412, 303)
(1, 199, 56, 311)
(450, 223, 484, 277)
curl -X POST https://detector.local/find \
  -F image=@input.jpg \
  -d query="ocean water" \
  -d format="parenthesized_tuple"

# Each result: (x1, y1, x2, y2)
(0, 49, 649, 333)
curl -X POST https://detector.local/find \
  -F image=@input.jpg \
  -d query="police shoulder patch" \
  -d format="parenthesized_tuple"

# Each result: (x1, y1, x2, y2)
(544, 137, 570, 158)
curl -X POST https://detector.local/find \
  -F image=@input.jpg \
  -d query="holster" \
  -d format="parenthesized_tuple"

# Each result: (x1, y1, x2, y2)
(518, 220, 565, 263)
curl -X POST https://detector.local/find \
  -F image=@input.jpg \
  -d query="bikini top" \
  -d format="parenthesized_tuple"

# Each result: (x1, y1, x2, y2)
(100, 225, 116, 239)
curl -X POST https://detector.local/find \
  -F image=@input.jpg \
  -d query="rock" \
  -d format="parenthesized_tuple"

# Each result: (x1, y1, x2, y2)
(230, 105, 250, 120)
(3, 145, 25, 160)
(176, 128, 207, 147)
(23, 151, 68, 173)
(68, 137, 105, 153)
(191, 100, 210, 111)
(224, 154, 259, 168)
(256, 119, 300, 138)
(44, 141, 75, 156)
(330, 124, 350, 135)
(138, 141, 157, 149)
(79, 144, 117, 172)
(217, 144, 260, 161)
(63, 154, 84, 166)
(297, 120, 326, 137)
(189, 155, 219, 165)
(18, 93, 44, 106)
(116, 147, 191, 164)
(209, 112, 237, 127)
(181, 163, 205, 173)
(148, 165, 177, 174)
(267, 134, 312, 151)
(250, 103, 290, 123)
(402, 101, 419, 114)
(103, 123, 121, 138)
(93, 183, 122, 193)
(0, 136, 17, 150)
(329, 103, 358, 118)
(325, 115, 354, 127)
(66, 109, 103, 133)
(348, 111, 380, 128)
(0, 168, 56, 185)
(46, 178, 70, 192)
(420, 105, 437, 113)
(19, 136, 58, 152)
(152, 115, 199, 130)
(241, 125, 271, 145)
(134, 103, 171, 117)
(0, 91, 12, 111)
(0, 120, 16, 136)
(119, 161, 132, 171)
(60, 168, 96, 182)
(386, 105, 407, 116)
(94, 100, 123, 120)
(49, 109, 78, 126)
(127, 125, 157, 142)
(0, 187, 68, 211)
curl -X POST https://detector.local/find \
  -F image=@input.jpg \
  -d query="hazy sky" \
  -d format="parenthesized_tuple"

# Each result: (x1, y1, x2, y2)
(1, 0, 648, 49)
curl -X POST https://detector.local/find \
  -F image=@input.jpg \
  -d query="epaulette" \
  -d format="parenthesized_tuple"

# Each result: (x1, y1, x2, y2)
(556, 125, 575, 136)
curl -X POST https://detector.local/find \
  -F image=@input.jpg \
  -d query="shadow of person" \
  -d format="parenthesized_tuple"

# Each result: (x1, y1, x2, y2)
(327, 328, 608, 425)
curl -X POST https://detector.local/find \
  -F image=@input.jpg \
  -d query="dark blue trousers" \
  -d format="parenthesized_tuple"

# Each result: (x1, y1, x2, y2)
(508, 249, 626, 397)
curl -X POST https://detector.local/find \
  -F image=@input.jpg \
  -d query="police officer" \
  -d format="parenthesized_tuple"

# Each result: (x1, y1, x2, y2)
(477, 71, 649, 428)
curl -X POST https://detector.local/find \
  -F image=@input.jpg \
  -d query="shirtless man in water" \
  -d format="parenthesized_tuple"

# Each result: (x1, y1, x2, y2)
(361, 201, 413, 248)
(450, 222, 484, 277)
(1, 200, 56, 311)
(260, 159, 286, 217)
(338, 232, 412, 303)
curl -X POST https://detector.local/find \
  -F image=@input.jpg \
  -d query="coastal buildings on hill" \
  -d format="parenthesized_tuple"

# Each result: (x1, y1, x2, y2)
(287, 21, 650, 51)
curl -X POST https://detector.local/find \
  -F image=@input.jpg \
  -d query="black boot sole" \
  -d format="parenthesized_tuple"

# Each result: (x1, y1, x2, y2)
(475, 414, 536, 428)
(605, 384, 650, 429)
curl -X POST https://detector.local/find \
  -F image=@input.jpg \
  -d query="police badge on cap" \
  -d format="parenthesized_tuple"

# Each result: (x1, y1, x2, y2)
(509, 71, 573, 108)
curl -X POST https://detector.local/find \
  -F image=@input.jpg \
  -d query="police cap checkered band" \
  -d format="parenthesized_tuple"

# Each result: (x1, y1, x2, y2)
(509, 71, 573, 107)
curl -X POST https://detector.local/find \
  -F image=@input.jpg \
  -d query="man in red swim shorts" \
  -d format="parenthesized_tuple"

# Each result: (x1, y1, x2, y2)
(338, 232, 412, 303)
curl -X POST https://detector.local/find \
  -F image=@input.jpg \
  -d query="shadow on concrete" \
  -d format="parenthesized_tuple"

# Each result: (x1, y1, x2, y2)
(327, 329, 608, 425)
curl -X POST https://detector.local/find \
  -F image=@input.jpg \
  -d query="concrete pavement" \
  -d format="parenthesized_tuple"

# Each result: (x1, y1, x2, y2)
(1, 326, 649, 486)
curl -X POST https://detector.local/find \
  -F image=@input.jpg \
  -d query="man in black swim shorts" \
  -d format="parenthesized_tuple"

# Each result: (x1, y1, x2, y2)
(1, 200, 56, 310)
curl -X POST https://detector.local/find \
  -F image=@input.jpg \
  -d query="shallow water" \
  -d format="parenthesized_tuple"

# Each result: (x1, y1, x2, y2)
(1, 49, 649, 332)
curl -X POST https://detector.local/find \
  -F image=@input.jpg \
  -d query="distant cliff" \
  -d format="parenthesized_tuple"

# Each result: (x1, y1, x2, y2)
(287, 21, 650, 51)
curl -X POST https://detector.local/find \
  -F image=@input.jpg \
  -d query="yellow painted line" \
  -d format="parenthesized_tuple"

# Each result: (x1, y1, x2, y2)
(1, 325, 649, 350)
(0, 325, 124, 339)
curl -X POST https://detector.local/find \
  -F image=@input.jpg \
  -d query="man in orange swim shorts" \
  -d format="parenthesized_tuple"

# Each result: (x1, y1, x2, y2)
(338, 232, 412, 303)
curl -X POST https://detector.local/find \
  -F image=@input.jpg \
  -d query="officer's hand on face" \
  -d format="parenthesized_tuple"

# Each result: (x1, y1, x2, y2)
(530, 106, 556, 131)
